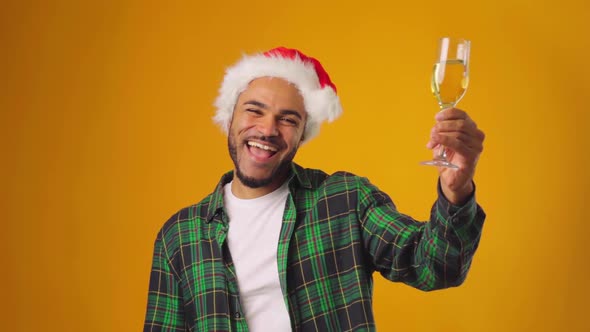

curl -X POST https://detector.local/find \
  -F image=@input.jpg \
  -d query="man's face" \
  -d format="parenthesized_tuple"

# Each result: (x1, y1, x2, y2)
(228, 77, 307, 190)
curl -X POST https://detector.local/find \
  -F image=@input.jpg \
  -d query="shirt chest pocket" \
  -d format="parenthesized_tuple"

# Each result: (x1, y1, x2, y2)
(290, 215, 362, 284)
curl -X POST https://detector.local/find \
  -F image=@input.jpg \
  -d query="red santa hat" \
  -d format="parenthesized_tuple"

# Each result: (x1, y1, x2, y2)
(213, 47, 343, 143)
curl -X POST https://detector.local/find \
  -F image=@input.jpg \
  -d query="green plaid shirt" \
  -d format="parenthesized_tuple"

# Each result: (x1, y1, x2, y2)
(144, 163, 485, 331)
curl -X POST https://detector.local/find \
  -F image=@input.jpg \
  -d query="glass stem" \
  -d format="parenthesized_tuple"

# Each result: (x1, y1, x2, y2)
(437, 104, 453, 161)
(438, 146, 448, 160)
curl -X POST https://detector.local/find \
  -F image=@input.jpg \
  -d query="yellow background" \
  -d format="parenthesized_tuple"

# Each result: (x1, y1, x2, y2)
(2, 0, 589, 331)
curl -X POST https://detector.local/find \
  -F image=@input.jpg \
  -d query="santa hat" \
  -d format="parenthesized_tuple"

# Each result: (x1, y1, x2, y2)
(213, 47, 343, 143)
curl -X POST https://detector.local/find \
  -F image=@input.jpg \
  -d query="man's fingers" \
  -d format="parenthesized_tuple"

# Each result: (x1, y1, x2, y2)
(432, 116, 484, 144)
(427, 109, 485, 156)
(432, 124, 485, 144)
(433, 119, 470, 133)
(430, 132, 484, 155)
(435, 108, 468, 121)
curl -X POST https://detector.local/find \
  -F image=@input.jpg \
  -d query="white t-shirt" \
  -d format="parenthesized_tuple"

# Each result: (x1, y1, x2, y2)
(224, 181, 292, 331)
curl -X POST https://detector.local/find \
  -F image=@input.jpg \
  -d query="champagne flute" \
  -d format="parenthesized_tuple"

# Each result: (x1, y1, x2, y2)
(421, 37, 470, 169)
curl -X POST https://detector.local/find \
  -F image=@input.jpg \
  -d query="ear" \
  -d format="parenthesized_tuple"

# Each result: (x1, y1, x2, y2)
(298, 122, 306, 144)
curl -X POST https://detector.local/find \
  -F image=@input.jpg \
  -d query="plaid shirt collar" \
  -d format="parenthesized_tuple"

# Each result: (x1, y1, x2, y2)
(205, 162, 311, 223)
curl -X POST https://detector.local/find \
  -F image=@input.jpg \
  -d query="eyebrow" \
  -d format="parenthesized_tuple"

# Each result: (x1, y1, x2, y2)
(243, 100, 303, 120)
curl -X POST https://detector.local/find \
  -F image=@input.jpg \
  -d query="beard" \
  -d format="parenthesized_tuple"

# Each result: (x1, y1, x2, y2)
(228, 133, 297, 189)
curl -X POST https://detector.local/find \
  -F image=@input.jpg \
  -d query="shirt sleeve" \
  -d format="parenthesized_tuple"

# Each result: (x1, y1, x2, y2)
(144, 230, 186, 331)
(357, 176, 486, 291)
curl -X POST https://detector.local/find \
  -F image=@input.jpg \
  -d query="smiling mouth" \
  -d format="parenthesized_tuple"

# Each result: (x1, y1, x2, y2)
(247, 141, 278, 159)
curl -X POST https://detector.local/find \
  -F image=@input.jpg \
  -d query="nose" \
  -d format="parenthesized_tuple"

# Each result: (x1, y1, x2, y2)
(256, 116, 279, 137)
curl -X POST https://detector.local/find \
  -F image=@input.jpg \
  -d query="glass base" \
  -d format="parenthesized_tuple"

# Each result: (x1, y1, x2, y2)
(420, 158, 459, 169)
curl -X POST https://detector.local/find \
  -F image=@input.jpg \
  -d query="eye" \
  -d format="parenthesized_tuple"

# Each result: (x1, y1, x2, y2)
(280, 117, 298, 126)
(245, 108, 262, 115)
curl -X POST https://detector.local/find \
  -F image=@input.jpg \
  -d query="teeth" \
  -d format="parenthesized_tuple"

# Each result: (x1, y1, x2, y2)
(248, 141, 277, 152)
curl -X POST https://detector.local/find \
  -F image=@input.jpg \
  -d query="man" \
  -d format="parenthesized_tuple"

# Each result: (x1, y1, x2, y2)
(144, 47, 486, 331)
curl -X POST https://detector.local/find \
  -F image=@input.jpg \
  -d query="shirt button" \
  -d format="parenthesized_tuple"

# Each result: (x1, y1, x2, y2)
(234, 312, 241, 319)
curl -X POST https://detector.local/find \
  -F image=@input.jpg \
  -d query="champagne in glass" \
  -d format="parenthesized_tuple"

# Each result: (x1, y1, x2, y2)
(421, 37, 470, 169)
